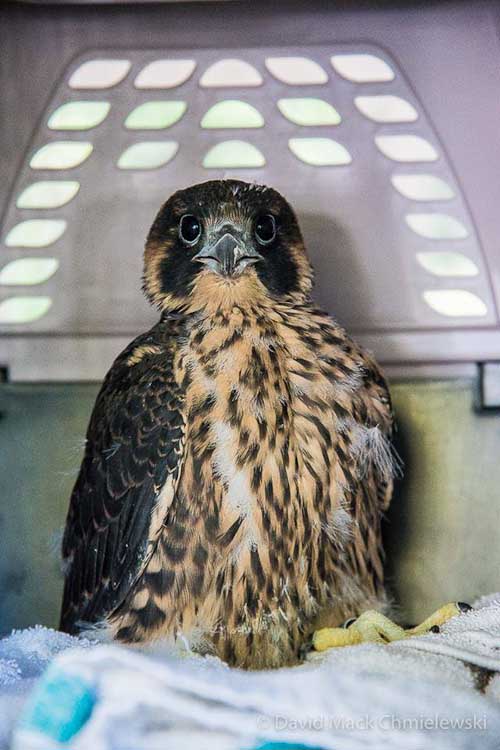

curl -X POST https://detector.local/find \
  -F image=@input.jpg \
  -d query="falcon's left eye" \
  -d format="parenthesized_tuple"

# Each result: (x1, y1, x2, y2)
(179, 214, 202, 245)
(255, 214, 277, 245)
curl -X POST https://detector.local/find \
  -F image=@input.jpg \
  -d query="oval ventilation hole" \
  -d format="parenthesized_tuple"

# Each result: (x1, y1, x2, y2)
(30, 142, 93, 170)
(375, 135, 438, 163)
(406, 213, 468, 240)
(125, 102, 187, 130)
(0, 258, 59, 286)
(391, 174, 454, 201)
(48, 101, 110, 131)
(355, 95, 417, 123)
(200, 60, 262, 88)
(69, 59, 131, 89)
(278, 98, 340, 126)
(265, 57, 328, 85)
(423, 289, 487, 317)
(331, 54, 394, 83)
(135, 60, 196, 89)
(0, 296, 53, 324)
(16, 181, 80, 209)
(201, 101, 264, 129)
(117, 142, 179, 170)
(203, 141, 265, 168)
(416, 252, 478, 278)
(288, 138, 351, 166)
(4, 219, 67, 248)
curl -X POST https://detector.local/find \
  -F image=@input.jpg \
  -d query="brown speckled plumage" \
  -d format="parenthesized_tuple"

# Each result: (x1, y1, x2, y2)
(60, 180, 396, 669)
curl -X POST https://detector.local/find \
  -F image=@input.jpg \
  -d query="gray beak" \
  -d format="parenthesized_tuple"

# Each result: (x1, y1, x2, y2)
(193, 232, 263, 276)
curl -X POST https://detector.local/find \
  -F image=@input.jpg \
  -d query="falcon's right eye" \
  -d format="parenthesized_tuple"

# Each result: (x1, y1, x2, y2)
(179, 214, 202, 245)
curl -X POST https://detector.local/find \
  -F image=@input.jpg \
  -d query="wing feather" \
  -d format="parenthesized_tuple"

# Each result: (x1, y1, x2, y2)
(350, 349, 397, 595)
(59, 321, 185, 633)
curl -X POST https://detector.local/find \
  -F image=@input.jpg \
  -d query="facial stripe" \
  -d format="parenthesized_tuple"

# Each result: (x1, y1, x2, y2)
(143, 179, 312, 310)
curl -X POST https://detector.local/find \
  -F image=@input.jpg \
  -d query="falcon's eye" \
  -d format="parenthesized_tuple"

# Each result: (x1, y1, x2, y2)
(179, 214, 202, 245)
(255, 214, 276, 245)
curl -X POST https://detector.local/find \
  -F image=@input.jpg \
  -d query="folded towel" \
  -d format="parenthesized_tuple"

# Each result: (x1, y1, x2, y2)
(3, 595, 500, 750)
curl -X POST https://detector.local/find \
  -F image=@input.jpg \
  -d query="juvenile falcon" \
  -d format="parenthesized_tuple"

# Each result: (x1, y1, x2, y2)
(60, 179, 458, 668)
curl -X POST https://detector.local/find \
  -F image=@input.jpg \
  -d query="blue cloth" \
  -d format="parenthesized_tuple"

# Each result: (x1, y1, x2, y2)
(19, 664, 96, 744)
(252, 743, 325, 749)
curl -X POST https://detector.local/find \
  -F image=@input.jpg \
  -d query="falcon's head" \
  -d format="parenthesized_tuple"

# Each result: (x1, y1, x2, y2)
(143, 180, 313, 314)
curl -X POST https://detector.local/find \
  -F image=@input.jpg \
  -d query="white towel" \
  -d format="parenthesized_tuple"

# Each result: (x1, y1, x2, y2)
(3, 594, 500, 750)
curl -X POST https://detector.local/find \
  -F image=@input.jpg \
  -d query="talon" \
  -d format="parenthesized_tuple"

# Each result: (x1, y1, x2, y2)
(343, 617, 357, 629)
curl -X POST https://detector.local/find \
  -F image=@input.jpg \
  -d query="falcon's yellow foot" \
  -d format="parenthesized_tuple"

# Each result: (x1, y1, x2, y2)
(312, 601, 471, 652)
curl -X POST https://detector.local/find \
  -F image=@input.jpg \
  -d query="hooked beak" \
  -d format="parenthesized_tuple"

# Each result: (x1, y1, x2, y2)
(193, 232, 263, 277)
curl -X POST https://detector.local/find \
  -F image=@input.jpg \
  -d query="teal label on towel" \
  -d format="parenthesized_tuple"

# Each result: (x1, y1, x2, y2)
(19, 664, 97, 743)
